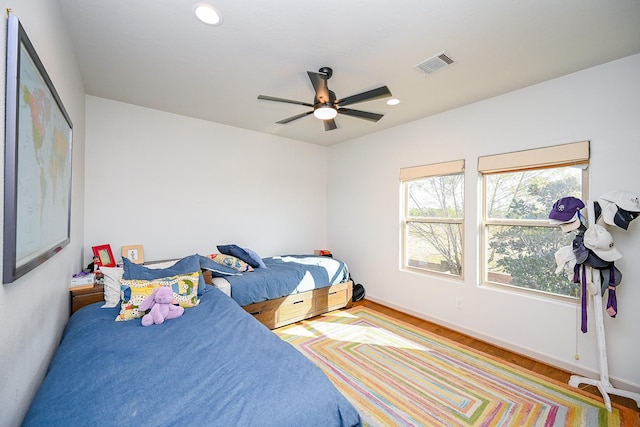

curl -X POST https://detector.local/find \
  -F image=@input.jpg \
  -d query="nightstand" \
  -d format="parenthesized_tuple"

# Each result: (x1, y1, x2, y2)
(70, 284, 104, 316)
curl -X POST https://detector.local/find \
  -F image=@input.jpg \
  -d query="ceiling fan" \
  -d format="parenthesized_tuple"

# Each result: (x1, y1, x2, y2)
(257, 67, 392, 131)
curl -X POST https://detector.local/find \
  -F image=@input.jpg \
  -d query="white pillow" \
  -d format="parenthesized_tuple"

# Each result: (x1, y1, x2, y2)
(211, 277, 231, 297)
(99, 266, 124, 308)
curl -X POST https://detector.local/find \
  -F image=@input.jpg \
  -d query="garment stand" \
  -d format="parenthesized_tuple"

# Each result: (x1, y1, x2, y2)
(567, 200, 640, 411)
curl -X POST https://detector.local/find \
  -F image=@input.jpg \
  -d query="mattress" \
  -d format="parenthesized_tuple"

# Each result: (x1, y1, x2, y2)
(215, 255, 349, 306)
(212, 255, 349, 306)
(23, 286, 361, 427)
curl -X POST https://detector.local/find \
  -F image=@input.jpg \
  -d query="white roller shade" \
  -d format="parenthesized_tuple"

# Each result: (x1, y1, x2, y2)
(400, 159, 464, 181)
(478, 141, 589, 174)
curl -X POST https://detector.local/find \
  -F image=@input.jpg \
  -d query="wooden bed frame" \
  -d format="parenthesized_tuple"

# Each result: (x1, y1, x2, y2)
(203, 271, 353, 329)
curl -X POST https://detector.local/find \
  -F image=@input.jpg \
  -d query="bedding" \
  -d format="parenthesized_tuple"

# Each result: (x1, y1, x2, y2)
(24, 287, 361, 427)
(215, 255, 349, 306)
(217, 243, 265, 268)
(100, 255, 241, 307)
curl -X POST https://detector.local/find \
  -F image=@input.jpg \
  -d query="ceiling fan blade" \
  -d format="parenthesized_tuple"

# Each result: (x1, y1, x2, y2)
(337, 107, 384, 122)
(276, 110, 313, 124)
(323, 119, 337, 131)
(258, 95, 313, 107)
(307, 71, 331, 104)
(336, 86, 392, 107)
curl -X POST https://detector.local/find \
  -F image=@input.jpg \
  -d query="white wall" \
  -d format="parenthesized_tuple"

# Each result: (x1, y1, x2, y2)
(328, 54, 640, 393)
(0, 2, 86, 426)
(84, 96, 328, 262)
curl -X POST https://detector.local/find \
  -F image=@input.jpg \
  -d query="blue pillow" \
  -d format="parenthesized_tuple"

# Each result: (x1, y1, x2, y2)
(217, 244, 264, 269)
(243, 247, 267, 269)
(198, 255, 242, 277)
(122, 254, 206, 295)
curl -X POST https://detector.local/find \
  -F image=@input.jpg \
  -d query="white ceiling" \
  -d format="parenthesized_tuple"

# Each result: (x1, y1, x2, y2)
(58, 0, 640, 146)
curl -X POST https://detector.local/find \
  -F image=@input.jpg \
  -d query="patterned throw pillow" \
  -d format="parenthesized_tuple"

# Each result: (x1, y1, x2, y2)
(217, 244, 266, 269)
(116, 272, 200, 322)
(208, 253, 254, 272)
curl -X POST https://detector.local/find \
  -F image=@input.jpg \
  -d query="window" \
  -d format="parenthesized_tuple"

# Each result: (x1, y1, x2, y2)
(479, 141, 589, 298)
(401, 160, 464, 278)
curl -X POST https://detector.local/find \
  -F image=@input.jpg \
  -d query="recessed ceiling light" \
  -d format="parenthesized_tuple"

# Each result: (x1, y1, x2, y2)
(193, 3, 223, 26)
(387, 98, 400, 106)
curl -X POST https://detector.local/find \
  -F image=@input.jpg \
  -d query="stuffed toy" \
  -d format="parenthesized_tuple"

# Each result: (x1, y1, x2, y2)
(139, 287, 184, 326)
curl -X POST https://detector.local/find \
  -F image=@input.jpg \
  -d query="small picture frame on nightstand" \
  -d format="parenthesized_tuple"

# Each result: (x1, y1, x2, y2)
(122, 245, 144, 264)
(92, 244, 116, 267)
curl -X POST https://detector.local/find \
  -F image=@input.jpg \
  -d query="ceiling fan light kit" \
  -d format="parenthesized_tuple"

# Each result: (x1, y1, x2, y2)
(313, 105, 337, 120)
(258, 67, 392, 131)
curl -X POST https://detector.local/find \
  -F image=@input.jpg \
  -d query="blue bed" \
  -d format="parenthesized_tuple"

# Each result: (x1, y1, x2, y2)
(221, 255, 349, 306)
(24, 286, 361, 426)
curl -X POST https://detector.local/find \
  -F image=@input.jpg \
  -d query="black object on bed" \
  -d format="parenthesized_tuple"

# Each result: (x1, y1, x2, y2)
(23, 286, 361, 426)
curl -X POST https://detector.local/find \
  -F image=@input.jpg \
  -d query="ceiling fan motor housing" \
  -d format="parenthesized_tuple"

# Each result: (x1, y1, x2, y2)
(315, 90, 337, 105)
(318, 67, 333, 79)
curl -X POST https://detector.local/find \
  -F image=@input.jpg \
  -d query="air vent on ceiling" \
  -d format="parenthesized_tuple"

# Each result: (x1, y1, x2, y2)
(413, 52, 455, 75)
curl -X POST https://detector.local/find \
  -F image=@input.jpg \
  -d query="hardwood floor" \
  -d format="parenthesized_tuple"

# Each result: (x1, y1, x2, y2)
(351, 299, 640, 418)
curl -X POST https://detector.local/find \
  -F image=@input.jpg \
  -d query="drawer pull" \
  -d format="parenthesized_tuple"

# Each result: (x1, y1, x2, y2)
(293, 300, 305, 305)
(250, 310, 263, 315)
(329, 291, 337, 295)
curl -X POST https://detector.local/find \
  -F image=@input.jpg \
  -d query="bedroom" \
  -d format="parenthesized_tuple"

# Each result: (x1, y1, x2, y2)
(1, 1, 639, 425)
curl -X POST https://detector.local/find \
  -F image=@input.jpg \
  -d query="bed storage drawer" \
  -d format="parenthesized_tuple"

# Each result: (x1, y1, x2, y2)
(243, 299, 280, 329)
(242, 281, 353, 329)
(279, 294, 314, 320)
(247, 307, 277, 327)
(327, 289, 347, 307)
(315, 281, 350, 312)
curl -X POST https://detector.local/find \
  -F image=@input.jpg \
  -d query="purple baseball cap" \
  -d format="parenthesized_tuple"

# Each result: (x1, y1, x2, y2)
(549, 197, 585, 223)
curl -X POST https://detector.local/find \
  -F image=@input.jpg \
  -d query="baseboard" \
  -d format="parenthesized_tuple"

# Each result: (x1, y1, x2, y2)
(365, 295, 640, 396)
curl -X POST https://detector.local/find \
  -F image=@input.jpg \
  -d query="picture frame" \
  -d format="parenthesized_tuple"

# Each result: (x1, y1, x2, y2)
(3, 15, 74, 283)
(122, 245, 145, 264)
(92, 245, 116, 268)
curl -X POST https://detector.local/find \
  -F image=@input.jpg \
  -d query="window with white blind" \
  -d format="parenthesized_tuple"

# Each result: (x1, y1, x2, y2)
(479, 141, 589, 297)
(400, 160, 464, 278)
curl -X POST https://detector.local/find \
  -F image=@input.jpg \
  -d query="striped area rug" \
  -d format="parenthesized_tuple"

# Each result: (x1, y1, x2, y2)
(275, 307, 626, 426)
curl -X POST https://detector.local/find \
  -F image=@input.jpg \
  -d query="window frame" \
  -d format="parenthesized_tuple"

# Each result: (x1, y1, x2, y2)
(400, 160, 465, 279)
(479, 141, 590, 299)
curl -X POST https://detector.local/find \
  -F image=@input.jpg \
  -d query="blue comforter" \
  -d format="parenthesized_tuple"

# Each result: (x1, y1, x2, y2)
(24, 287, 361, 427)
(227, 255, 349, 306)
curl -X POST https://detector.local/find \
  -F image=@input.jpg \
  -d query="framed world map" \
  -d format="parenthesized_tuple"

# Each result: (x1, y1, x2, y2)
(3, 15, 73, 283)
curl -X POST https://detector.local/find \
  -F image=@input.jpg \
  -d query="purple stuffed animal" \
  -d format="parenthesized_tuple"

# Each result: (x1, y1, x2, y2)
(139, 287, 184, 326)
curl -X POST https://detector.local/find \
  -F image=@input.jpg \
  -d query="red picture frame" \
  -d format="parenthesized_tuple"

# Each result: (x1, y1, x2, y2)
(92, 244, 116, 267)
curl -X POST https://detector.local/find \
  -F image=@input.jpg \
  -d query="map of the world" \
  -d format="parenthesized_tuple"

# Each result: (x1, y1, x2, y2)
(15, 43, 73, 268)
